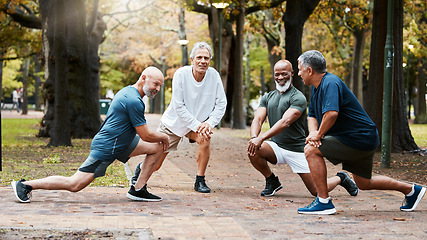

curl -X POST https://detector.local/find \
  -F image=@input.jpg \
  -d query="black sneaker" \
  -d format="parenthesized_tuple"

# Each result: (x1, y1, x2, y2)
(11, 179, 33, 203)
(261, 175, 282, 196)
(131, 163, 142, 185)
(337, 171, 359, 196)
(126, 185, 162, 202)
(194, 176, 211, 193)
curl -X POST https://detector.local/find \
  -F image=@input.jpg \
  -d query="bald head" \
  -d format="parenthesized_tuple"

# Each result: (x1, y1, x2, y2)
(274, 60, 292, 71)
(134, 66, 164, 98)
(141, 66, 164, 82)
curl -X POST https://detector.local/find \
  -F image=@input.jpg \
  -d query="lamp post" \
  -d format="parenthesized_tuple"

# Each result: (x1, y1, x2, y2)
(212, 2, 228, 129)
(406, 44, 414, 119)
(178, 39, 189, 66)
(381, 0, 394, 168)
(212, 2, 229, 76)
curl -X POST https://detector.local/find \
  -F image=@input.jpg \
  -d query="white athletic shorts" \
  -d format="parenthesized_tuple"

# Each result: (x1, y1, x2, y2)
(265, 141, 310, 173)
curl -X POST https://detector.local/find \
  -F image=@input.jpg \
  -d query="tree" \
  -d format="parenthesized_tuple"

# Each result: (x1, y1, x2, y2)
(283, 0, 320, 93)
(367, 0, 418, 153)
(38, 0, 106, 142)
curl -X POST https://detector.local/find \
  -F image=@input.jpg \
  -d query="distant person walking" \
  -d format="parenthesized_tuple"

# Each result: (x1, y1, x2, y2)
(10, 88, 20, 112)
(12, 67, 170, 203)
(297, 50, 425, 215)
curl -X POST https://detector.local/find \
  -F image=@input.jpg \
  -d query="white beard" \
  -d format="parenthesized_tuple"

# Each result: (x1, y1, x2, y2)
(143, 82, 155, 99)
(276, 79, 292, 93)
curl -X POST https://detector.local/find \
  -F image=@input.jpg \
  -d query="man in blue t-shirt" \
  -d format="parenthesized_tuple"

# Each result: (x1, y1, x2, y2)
(297, 50, 425, 215)
(11, 67, 170, 203)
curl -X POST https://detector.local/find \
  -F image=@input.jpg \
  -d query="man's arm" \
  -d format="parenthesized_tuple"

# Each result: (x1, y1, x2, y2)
(248, 107, 302, 156)
(135, 124, 170, 151)
(247, 107, 267, 156)
(306, 110, 338, 147)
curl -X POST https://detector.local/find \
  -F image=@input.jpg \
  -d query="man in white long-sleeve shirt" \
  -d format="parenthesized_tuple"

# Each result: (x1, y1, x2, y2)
(132, 42, 227, 193)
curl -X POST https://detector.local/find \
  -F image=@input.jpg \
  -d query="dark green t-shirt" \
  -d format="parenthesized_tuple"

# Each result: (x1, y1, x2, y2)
(259, 87, 307, 152)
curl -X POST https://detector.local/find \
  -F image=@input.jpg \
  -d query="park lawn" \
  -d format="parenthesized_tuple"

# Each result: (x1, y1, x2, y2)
(1, 118, 128, 187)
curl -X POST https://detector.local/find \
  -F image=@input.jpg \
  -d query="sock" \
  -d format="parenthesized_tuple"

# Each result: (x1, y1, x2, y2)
(266, 173, 276, 180)
(336, 172, 345, 183)
(196, 175, 205, 181)
(318, 196, 330, 204)
(406, 185, 415, 197)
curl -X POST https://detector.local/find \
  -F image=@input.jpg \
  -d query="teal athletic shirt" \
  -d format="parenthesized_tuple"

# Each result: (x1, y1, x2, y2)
(259, 86, 307, 152)
(89, 86, 146, 161)
(308, 72, 380, 151)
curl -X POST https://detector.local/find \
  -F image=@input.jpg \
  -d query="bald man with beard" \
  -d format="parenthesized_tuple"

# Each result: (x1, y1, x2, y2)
(247, 60, 358, 199)
(12, 66, 170, 203)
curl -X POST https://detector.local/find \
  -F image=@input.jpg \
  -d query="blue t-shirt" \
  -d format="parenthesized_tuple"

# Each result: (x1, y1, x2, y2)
(308, 73, 379, 151)
(90, 86, 146, 161)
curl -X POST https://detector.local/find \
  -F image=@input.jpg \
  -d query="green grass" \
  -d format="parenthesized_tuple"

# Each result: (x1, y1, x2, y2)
(410, 124, 427, 148)
(0, 118, 127, 187)
(1, 119, 44, 145)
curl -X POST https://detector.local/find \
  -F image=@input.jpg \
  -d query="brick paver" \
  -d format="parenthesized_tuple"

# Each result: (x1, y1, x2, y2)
(1, 111, 426, 239)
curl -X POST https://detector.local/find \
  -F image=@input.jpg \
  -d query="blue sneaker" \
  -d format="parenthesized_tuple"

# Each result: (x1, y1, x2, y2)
(400, 185, 426, 212)
(298, 197, 337, 215)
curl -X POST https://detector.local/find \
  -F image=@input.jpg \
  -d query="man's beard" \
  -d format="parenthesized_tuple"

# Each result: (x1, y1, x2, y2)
(275, 78, 292, 93)
(143, 82, 156, 99)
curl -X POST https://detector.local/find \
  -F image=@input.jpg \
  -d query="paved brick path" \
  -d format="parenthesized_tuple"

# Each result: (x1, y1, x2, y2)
(1, 111, 426, 239)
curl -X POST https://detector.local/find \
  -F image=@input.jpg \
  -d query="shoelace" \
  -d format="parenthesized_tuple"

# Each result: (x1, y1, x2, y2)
(306, 198, 318, 208)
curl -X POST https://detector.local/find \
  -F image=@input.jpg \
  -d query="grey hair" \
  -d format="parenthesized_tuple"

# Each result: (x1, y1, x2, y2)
(297, 50, 327, 73)
(190, 42, 213, 59)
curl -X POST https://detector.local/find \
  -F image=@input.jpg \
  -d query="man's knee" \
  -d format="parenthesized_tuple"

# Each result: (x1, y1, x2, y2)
(304, 144, 320, 159)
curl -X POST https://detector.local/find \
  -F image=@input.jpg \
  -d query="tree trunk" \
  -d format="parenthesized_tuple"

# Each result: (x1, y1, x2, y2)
(366, 0, 418, 152)
(350, 29, 366, 106)
(265, 34, 281, 91)
(232, 0, 246, 129)
(415, 58, 426, 123)
(38, 0, 103, 140)
(366, 0, 386, 131)
(283, 0, 320, 96)
(391, 0, 418, 152)
(49, 0, 71, 146)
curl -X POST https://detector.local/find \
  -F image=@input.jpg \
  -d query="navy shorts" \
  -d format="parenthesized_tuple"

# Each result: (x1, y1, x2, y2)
(78, 135, 140, 178)
(318, 136, 376, 179)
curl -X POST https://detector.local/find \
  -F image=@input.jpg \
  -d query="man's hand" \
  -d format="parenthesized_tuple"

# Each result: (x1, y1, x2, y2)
(247, 137, 262, 156)
(305, 130, 323, 148)
(197, 122, 213, 142)
(160, 133, 170, 151)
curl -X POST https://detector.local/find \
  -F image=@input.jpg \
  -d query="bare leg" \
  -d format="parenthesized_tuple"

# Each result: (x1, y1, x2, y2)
(353, 174, 412, 195)
(304, 144, 329, 199)
(23, 171, 95, 192)
(188, 131, 211, 176)
(299, 173, 341, 196)
(128, 140, 165, 190)
(248, 142, 277, 178)
(154, 152, 169, 172)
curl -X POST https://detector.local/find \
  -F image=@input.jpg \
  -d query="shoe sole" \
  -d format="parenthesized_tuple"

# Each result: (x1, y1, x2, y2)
(297, 208, 337, 215)
(126, 193, 162, 202)
(11, 181, 30, 203)
(261, 185, 283, 197)
(400, 187, 426, 212)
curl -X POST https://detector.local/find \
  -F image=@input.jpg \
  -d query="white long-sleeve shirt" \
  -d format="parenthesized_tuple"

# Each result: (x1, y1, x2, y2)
(161, 66, 227, 137)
